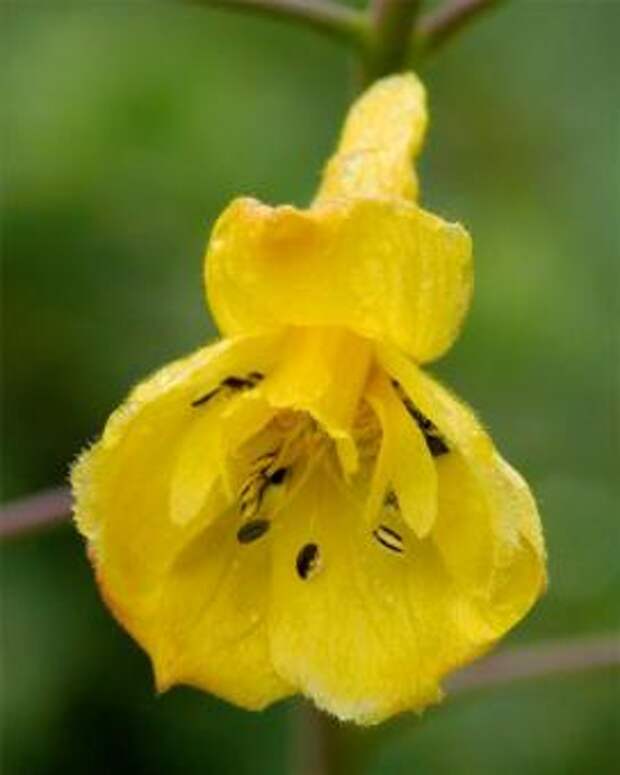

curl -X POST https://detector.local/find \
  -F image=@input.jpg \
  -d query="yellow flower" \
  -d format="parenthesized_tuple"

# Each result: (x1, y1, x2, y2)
(71, 74, 546, 724)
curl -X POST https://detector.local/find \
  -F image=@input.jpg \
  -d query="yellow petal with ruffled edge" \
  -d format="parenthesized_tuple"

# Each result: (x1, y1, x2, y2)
(314, 73, 427, 203)
(268, 456, 497, 724)
(154, 497, 293, 709)
(206, 197, 471, 364)
(71, 332, 284, 654)
(377, 343, 547, 630)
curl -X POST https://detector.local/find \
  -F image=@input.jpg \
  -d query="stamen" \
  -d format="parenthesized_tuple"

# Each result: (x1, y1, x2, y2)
(240, 478, 255, 498)
(384, 489, 399, 509)
(190, 387, 220, 407)
(239, 480, 266, 519)
(239, 452, 286, 518)
(222, 375, 254, 390)
(391, 380, 449, 457)
(191, 372, 264, 408)
(423, 434, 449, 457)
(373, 525, 404, 554)
(237, 519, 270, 544)
(250, 450, 278, 473)
(296, 543, 320, 580)
(354, 400, 382, 468)
(268, 467, 288, 485)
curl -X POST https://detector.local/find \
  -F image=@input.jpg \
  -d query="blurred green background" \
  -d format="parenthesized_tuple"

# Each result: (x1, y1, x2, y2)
(2, 0, 618, 773)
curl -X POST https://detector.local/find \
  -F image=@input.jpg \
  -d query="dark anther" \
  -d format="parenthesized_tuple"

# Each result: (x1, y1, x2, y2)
(424, 434, 449, 457)
(384, 489, 399, 509)
(237, 519, 270, 544)
(391, 379, 449, 457)
(222, 375, 253, 390)
(191, 372, 264, 408)
(268, 467, 288, 485)
(373, 525, 404, 554)
(296, 543, 320, 580)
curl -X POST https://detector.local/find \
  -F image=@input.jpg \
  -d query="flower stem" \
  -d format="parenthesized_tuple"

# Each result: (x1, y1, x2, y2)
(184, 0, 507, 85)
(186, 0, 368, 47)
(0, 486, 72, 540)
(362, 0, 423, 83)
(414, 0, 506, 56)
(448, 633, 620, 695)
(291, 701, 369, 775)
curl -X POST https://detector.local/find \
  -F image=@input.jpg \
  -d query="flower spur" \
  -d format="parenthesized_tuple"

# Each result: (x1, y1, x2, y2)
(71, 74, 546, 725)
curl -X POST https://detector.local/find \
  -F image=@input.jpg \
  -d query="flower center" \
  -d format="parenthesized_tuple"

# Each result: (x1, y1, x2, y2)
(227, 398, 414, 581)
(232, 409, 325, 527)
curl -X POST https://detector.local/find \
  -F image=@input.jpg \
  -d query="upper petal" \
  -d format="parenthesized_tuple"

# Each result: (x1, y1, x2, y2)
(314, 72, 428, 203)
(206, 197, 472, 363)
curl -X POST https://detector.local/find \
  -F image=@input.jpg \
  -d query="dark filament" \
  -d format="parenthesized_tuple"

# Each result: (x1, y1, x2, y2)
(237, 519, 270, 544)
(190, 387, 219, 407)
(391, 380, 449, 457)
(239, 481, 268, 518)
(191, 372, 264, 408)
(296, 543, 320, 579)
(239, 454, 287, 518)
(373, 525, 404, 554)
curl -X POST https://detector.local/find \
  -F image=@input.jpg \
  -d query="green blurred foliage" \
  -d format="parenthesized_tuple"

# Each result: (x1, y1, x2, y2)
(1, 1, 618, 773)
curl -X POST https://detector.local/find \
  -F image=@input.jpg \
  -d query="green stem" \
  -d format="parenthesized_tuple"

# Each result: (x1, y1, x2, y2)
(187, 0, 368, 47)
(362, 0, 423, 83)
(291, 701, 369, 775)
(185, 1, 507, 85)
(413, 0, 505, 56)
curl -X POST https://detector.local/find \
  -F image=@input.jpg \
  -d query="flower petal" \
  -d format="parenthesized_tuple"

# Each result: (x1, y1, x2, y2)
(261, 327, 372, 474)
(206, 197, 472, 363)
(365, 371, 437, 538)
(268, 457, 497, 724)
(169, 407, 225, 527)
(377, 344, 547, 625)
(314, 73, 427, 203)
(153, 500, 293, 709)
(71, 333, 283, 656)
